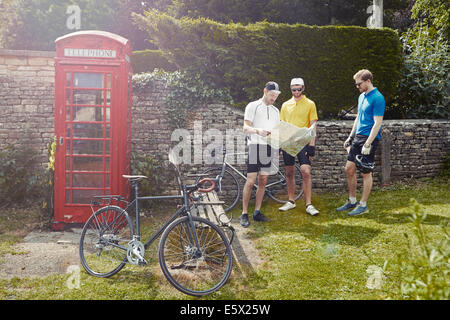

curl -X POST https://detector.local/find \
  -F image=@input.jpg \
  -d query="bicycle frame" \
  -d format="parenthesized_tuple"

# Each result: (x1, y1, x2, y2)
(217, 151, 286, 190)
(122, 180, 198, 251)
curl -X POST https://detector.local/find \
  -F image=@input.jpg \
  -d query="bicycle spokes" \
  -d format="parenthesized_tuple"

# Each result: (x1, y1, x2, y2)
(80, 206, 133, 277)
(159, 217, 232, 296)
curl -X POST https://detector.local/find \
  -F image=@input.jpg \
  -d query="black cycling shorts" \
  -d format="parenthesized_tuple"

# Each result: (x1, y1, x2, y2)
(348, 134, 379, 163)
(247, 144, 277, 174)
(282, 145, 311, 166)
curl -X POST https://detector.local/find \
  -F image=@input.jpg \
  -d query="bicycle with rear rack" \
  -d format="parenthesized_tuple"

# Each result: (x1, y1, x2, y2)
(79, 152, 233, 297)
(196, 150, 304, 220)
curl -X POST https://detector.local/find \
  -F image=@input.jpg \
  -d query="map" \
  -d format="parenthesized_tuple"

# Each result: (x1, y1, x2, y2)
(265, 121, 316, 157)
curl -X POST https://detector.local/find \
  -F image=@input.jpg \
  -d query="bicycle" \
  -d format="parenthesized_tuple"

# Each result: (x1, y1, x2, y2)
(197, 150, 304, 216)
(79, 152, 233, 297)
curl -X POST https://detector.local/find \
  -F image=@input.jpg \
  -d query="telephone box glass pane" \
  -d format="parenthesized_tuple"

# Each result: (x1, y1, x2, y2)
(72, 140, 104, 155)
(72, 123, 104, 138)
(106, 74, 111, 88)
(73, 90, 103, 105)
(74, 73, 103, 88)
(66, 89, 71, 104)
(72, 173, 105, 188)
(73, 157, 104, 171)
(73, 190, 103, 204)
(66, 73, 71, 87)
(72, 107, 104, 122)
(105, 91, 111, 105)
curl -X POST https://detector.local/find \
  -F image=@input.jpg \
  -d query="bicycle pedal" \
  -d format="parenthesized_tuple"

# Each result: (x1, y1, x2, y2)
(138, 259, 148, 266)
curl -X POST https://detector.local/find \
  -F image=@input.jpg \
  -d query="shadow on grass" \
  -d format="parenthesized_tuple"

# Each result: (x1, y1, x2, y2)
(316, 179, 450, 227)
(322, 223, 381, 247)
(277, 220, 381, 248)
(366, 211, 450, 226)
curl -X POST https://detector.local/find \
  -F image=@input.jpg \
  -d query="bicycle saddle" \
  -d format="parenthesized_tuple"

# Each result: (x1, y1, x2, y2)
(122, 175, 148, 181)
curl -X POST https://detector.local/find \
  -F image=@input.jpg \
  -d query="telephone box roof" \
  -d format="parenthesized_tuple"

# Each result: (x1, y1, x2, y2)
(55, 30, 129, 46)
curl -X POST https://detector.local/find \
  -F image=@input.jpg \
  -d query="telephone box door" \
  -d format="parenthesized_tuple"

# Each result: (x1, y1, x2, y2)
(54, 67, 119, 223)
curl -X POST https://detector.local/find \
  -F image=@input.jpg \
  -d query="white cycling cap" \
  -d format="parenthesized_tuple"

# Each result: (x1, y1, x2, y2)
(290, 78, 304, 86)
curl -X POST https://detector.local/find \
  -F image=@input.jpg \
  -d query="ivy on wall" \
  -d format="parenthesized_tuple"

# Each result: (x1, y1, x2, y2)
(133, 69, 233, 130)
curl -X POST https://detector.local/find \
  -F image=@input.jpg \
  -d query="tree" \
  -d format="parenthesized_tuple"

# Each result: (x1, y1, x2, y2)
(0, 0, 151, 50)
(411, 0, 449, 37)
(384, 0, 415, 33)
(389, 0, 450, 119)
(155, 0, 414, 27)
(165, 0, 375, 25)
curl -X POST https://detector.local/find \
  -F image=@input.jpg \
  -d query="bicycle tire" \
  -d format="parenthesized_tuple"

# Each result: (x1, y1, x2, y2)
(158, 216, 233, 296)
(79, 205, 134, 278)
(265, 164, 304, 203)
(198, 168, 240, 212)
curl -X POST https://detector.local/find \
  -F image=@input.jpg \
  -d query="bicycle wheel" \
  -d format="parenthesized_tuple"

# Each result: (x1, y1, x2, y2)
(198, 168, 240, 212)
(79, 205, 134, 278)
(158, 216, 233, 296)
(265, 163, 304, 203)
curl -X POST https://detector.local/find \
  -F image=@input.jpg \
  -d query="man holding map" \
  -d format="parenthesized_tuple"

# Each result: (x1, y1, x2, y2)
(240, 81, 281, 228)
(278, 78, 319, 215)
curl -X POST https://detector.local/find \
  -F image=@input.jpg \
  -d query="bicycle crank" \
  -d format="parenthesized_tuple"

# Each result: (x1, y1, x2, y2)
(127, 239, 147, 266)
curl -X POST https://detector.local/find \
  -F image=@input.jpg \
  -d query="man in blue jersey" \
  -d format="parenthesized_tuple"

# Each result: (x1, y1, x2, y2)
(337, 69, 385, 216)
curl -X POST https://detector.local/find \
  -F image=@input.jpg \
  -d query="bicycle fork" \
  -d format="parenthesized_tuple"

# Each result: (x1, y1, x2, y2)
(182, 185, 203, 259)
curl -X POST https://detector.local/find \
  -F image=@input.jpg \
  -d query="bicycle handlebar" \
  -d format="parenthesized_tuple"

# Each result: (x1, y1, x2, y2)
(197, 178, 216, 193)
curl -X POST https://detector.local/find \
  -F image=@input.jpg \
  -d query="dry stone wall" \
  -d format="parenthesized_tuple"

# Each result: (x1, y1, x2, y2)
(0, 49, 55, 166)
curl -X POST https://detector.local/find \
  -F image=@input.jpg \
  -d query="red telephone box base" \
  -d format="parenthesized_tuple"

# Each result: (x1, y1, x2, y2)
(51, 222, 67, 231)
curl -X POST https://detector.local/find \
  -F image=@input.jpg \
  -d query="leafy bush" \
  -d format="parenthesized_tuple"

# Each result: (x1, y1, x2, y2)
(132, 49, 177, 73)
(130, 152, 177, 209)
(394, 199, 449, 300)
(38, 137, 57, 227)
(390, 28, 450, 119)
(0, 144, 40, 207)
(133, 11, 402, 118)
(439, 155, 450, 179)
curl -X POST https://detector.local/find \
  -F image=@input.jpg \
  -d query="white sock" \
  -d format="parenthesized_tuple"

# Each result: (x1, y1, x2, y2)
(359, 201, 367, 207)
(349, 197, 357, 204)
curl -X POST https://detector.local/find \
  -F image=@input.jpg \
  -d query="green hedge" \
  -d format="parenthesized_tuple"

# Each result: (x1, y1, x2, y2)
(134, 11, 402, 118)
(132, 49, 177, 73)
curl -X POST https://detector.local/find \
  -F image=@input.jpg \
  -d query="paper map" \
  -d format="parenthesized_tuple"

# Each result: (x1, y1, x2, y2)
(265, 121, 316, 157)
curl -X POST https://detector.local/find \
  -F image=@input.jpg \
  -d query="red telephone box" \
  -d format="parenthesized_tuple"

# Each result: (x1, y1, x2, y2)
(53, 31, 132, 229)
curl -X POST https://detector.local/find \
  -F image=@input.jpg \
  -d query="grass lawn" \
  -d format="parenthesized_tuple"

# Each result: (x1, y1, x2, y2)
(0, 177, 448, 300)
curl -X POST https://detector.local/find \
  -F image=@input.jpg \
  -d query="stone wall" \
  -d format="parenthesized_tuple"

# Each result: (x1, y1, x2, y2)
(132, 86, 450, 192)
(0, 49, 55, 165)
(1, 49, 449, 195)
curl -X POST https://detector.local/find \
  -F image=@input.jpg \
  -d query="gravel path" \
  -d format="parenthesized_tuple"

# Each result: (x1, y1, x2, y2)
(0, 224, 262, 280)
(0, 230, 81, 279)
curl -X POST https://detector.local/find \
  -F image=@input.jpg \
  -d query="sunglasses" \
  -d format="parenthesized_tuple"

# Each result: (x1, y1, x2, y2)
(291, 88, 303, 92)
(355, 80, 366, 87)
